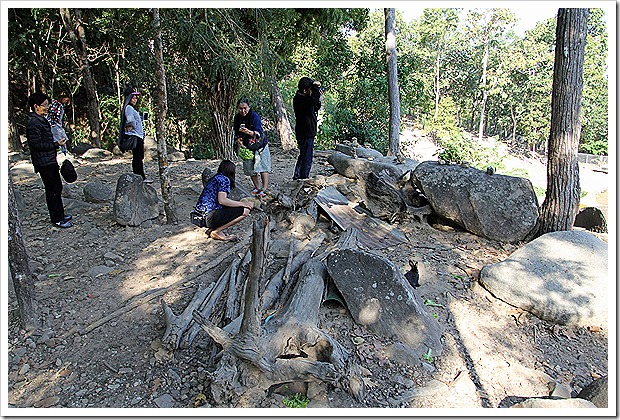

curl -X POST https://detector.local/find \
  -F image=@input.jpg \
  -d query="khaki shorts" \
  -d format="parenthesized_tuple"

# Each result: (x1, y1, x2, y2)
(242, 144, 272, 176)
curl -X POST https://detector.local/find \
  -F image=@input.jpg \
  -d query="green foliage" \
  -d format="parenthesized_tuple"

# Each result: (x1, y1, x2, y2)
(98, 94, 121, 149)
(424, 299, 444, 308)
(422, 348, 434, 363)
(502, 167, 529, 178)
(435, 132, 506, 171)
(282, 393, 310, 408)
(7, 7, 608, 163)
(191, 143, 215, 160)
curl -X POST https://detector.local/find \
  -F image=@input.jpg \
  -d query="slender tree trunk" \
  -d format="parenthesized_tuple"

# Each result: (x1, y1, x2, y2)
(256, 14, 295, 151)
(510, 106, 517, 147)
(537, 8, 588, 236)
(60, 8, 101, 148)
(477, 42, 489, 142)
(384, 8, 401, 157)
(151, 8, 178, 224)
(8, 88, 23, 152)
(8, 176, 39, 331)
(434, 53, 441, 120)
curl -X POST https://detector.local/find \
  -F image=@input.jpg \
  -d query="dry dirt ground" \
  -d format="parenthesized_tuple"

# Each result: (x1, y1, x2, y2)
(6, 134, 609, 413)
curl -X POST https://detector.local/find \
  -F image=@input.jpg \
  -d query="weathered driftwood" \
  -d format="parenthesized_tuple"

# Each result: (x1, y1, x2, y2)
(193, 259, 365, 402)
(161, 281, 216, 350)
(223, 231, 326, 335)
(180, 251, 251, 349)
(161, 253, 247, 351)
(68, 237, 250, 339)
(192, 218, 365, 404)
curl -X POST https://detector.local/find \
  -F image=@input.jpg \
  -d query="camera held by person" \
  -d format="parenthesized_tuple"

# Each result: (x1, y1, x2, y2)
(311, 80, 326, 95)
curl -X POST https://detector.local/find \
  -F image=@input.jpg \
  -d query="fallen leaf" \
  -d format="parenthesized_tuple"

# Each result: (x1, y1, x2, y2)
(352, 336, 365, 345)
(87, 294, 98, 299)
(588, 325, 601, 333)
(151, 378, 162, 393)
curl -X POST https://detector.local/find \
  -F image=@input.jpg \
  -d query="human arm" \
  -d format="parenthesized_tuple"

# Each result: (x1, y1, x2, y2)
(218, 191, 254, 209)
(124, 107, 136, 131)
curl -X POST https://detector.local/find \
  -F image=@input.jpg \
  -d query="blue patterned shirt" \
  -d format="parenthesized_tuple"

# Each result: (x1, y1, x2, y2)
(195, 174, 231, 213)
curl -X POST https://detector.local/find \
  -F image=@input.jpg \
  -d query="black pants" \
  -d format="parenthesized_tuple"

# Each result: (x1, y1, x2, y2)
(293, 137, 315, 180)
(205, 206, 244, 229)
(132, 136, 145, 179)
(38, 163, 65, 223)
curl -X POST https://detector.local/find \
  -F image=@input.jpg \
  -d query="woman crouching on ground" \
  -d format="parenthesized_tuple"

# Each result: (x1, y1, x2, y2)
(194, 160, 253, 241)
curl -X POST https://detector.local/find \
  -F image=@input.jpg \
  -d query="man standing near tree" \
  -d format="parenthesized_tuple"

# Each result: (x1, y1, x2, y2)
(293, 77, 323, 180)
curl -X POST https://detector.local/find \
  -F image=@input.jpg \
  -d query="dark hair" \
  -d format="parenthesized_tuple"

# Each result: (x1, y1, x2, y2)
(237, 97, 250, 107)
(28, 92, 49, 111)
(217, 159, 236, 189)
(58, 92, 71, 100)
(298, 77, 314, 91)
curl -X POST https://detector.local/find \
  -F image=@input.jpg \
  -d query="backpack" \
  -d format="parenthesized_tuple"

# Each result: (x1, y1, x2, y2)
(246, 132, 267, 152)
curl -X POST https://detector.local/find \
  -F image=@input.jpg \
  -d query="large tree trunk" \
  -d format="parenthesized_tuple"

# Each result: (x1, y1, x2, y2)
(8, 88, 23, 152)
(269, 81, 295, 150)
(537, 8, 588, 236)
(60, 8, 101, 148)
(384, 8, 401, 157)
(151, 8, 178, 224)
(207, 80, 237, 160)
(8, 175, 39, 331)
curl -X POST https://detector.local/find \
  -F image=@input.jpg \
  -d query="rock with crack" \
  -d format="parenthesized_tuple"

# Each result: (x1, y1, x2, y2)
(411, 161, 539, 242)
(480, 230, 608, 327)
(113, 174, 159, 226)
(325, 248, 443, 360)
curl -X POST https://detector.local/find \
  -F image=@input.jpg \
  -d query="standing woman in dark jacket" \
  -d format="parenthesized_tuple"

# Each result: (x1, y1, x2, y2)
(26, 92, 72, 228)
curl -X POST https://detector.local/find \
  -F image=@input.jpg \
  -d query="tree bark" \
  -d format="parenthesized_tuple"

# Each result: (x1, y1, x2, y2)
(269, 81, 295, 150)
(8, 88, 23, 152)
(60, 8, 101, 147)
(8, 175, 39, 330)
(537, 8, 588, 236)
(151, 8, 178, 224)
(384, 8, 401, 157)
(477, 42, 489, 142)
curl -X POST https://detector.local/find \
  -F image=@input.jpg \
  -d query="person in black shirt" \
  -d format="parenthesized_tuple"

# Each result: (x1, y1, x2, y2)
(26, 93, 72, 228)
(293, 77, 322, 180)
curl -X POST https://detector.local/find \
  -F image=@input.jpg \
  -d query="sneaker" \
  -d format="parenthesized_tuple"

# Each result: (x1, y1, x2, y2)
(54, 220, 73, 228)
(251, 188, 261, 195)
(63, 214, 72, 222)
(143, 178, 154, 184)
(256, 190, 266, 198)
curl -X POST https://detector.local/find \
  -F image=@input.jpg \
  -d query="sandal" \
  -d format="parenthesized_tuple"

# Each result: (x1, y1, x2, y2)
(251, 188, 262, 195)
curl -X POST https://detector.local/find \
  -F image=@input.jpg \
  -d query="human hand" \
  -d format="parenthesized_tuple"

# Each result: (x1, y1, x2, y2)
(245, 201, 255, 209)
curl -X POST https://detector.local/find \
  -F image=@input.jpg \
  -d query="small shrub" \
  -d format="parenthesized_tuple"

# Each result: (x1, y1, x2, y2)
(422, 348, 434, 363)
(282, 393, 310, 408)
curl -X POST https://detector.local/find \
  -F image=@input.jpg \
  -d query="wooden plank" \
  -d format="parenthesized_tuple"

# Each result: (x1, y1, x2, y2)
(315, 186, 407, 249)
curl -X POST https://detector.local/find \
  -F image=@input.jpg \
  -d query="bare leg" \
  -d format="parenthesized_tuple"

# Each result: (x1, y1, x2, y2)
(210, 208, 250, 241)
(250, 175, 260, 191)
(260, 172, 269, 191)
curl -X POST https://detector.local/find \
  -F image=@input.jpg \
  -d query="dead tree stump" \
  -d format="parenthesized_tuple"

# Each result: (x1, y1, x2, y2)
(192, 217, 365, 405)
